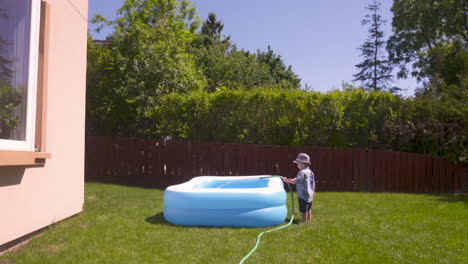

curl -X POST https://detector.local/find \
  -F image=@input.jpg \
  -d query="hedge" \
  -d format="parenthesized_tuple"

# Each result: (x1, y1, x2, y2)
(144, 88, 466, 164)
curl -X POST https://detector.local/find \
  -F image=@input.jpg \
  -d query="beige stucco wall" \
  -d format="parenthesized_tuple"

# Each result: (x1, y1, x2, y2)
(0, 0, 88, 246)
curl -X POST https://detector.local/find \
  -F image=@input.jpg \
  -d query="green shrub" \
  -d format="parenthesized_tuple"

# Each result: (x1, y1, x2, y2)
(148, 88, 396, 147)
(0, 81, 22, 138)
(145, 88, 466, 164)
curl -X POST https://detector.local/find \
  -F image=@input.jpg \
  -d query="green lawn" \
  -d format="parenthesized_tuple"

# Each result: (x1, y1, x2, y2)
(1, 182, 466, 264)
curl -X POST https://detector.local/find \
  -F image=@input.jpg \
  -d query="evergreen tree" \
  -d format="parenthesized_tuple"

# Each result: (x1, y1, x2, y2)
(0, 7, 21, 138)
(199, 12, 227, 46)
(0, 7, 13, 82)
(193, 13, 272, 91)
(354, 0, 396, 93)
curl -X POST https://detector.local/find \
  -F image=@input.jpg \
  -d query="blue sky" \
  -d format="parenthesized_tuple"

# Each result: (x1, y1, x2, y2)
(88, 0, 418, 96)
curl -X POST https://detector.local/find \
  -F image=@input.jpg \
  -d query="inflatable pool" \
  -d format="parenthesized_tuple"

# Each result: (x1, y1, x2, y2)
(163, 176, 287, 227)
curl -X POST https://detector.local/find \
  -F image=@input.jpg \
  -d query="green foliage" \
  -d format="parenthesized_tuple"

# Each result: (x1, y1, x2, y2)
(0, 80, 21, 138)
(415, 40, 468, 97)
(338, 88, 402, 148)
(256, 46, 301, 90)
(191, 43, 273, 92)
(0, 7, 13, 82)
(193, 43, 301, 91)
(148, 88, 399, 147)
(84, 0, 466, 164)
(146, 88, 466, 164)
(87, 0, 206, 136)
(388, 0, 467, 88)
(87, 4, 303, 135)
(191, 13, 300, 92)
(0, 12, 21, 138)
(385, 0, 468, 163)
(391, 91, 468, 165)
(198, 12, 226, 47)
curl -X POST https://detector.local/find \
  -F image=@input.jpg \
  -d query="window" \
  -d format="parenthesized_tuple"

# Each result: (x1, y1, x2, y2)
(0, 0, 41, 151)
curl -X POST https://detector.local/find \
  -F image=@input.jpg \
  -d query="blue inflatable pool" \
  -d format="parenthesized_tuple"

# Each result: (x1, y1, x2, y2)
(163, 176, 287, 227)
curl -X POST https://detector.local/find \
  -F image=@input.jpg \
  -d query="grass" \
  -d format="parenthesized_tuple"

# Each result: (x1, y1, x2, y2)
(1, 182, 467, 264)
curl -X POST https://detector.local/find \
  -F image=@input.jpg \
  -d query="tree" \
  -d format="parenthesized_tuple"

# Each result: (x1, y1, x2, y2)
(387, 0, 467, 94)
(0, 7, 21, 138)
(415, 39, 468, 98)
(0, 81, 21, 138)
(192, 13, 301, 91)
(192, 14, 289, 91)
(87, 0, 206, 136)
(0, 38, 13, 82)
(190, 12, 236, 91)
(386, 0, 467, 163)
(354, 0, 395, 92)
(198, 12, 229, 47)
(256, 45, 301, 89)
(0, 8, 13, 82)
(221, 47, 273, 90)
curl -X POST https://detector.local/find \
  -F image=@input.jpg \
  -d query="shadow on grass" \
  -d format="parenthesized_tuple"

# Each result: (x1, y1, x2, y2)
(86, 180, 167, 191)
(432, 194, 468, 206)
(145, 212, 173, 226)
(145, 212, 297, 228)
(285, 217, 300, 225)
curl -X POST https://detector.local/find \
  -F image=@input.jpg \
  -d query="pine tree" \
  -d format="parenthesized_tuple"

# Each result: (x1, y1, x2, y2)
(199, 12, 228, 46)
(0, 7, 13, 82)
(354, 0, 396, 92)
(0, 7, 22, 138)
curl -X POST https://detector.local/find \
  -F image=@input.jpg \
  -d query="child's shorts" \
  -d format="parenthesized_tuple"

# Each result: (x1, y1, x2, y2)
(298, 198, 312, 213)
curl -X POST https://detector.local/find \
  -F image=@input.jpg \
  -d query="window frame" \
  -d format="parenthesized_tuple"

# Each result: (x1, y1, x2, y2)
(0, 0, 41, 151)
(0, 0, 51, 166)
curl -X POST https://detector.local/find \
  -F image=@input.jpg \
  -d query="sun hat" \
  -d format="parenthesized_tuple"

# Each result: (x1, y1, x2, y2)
(293, 153, 310, 165)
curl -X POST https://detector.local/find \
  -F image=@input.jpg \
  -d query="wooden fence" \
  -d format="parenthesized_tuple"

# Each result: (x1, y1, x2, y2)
(85, 136, 466, 193)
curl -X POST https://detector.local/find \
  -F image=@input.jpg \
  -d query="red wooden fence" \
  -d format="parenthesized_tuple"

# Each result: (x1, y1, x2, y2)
(85, 136, 466, 193)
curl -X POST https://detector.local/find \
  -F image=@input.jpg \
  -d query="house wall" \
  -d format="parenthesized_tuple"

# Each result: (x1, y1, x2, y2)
(0, 0, 88, 247)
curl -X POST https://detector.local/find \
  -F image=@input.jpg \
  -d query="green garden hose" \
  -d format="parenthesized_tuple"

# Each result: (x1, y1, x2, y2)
(239, 175, 295, 264)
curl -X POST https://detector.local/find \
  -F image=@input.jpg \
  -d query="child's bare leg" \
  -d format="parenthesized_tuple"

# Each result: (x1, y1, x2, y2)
(301, 213, 307, 223)
(306, 210, 312, 221)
